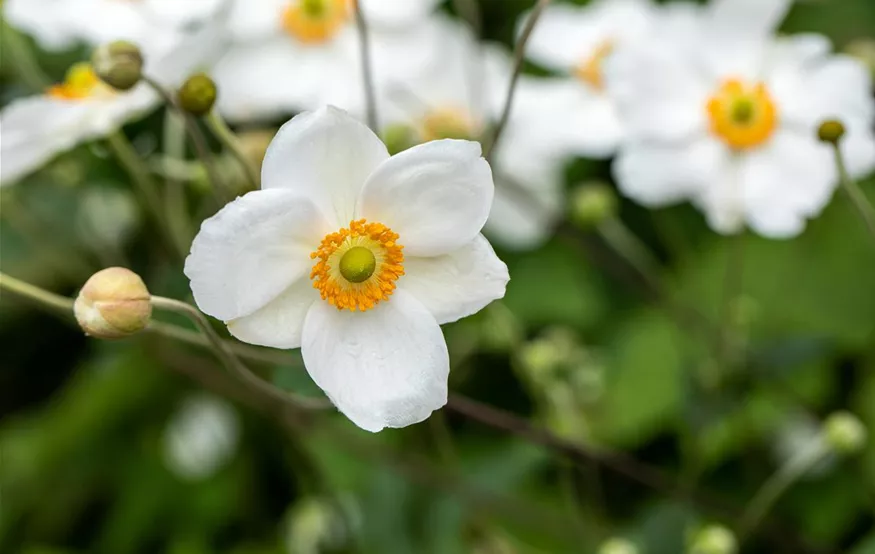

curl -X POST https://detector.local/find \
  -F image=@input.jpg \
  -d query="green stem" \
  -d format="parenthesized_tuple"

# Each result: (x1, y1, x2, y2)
(0, 272, 75, 312)
(739, 438, 829, 540)
(205, 111, 260, 190)
(352, 0, 379, 131)
(150, 296, 329, 410)
(832, 143, 875, 244)
(105, 131, 178, 254)
(142, 75, 227, 206)
(0, 19, 52, 91)
(597, 217, 662, 281)
(162, 110, 193, 254)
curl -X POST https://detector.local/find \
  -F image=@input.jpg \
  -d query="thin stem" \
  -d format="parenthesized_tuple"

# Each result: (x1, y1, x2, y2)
(150, 296, 329, 411)
(717, 232, 746, 377)
(597, 217, 663, 282)
(142, 75, 227, 206)
(739, 438, 829, 540)
(0, 272, 75, 313)
(105, 131, 179, 255)
(163, 110, 194, 254)
(832, 143, 875, 243)
(206, 111, 260, 190)
(0, 19, 52, 91)
(484, 0, 551, 161)
(352, 0, 379, 131)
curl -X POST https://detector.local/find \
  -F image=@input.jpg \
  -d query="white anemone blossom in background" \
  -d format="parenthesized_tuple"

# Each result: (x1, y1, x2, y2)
(3, 0, 224, 52)
(518, 0, 655, 158)
(369, 17, 565, 250)
(184, 106, 509, 432)
(0, 18, 228, 186)
(608, 0, 875, 237)
(213, 0, 442, 122)
(162, 394, 240, 481)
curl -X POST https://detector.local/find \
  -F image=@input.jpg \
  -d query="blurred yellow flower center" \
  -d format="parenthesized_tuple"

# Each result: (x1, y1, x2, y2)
(707, 79, 778, 150)
(420, 107, 476, 142)
(46, 62, 109, 101)
(282, 0, 350, 44)
(310, 219, 405, 312)
(574, 40, 614, 91)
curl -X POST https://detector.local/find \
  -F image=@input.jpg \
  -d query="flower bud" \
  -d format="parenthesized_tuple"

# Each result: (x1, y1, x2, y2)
(91, 40, 143, 91)
(74, 267, 151, 339)
(177, 73, 217, 116)
(823, 411, 867, 455)
(817, 120, 846, 145)
(689, 525, 737, 554)
(598, 538, 639, 554)
(381, 123, 418, 155)
(570, 182, 617, 228)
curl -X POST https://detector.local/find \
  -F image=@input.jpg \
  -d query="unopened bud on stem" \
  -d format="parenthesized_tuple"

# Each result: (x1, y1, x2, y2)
(74, 267, 151, 339)
(178, 73, 217, 116)
(817, 119, 846, 145)
(598, 538, 638, 554)
(689, 525, 737, 554)
(92, 41, 143, 91)
(824, 411, 867, 455)
(570, 182, 617, 228)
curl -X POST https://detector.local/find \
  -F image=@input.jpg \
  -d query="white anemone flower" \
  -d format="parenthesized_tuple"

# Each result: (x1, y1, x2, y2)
(184, 106, 509, 432)
(519, 0, 655, 158)
(369, 17, 565, 250)
(0, 20, 227, 186)
(163, 394, 240, 481)
(608, 0, 875, 237)
(213, 0, 443, 122)
(3, 0, 224, 52)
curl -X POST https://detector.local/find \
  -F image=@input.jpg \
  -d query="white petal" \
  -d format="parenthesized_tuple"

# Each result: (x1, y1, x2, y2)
(184, 190, 331, 321)
(739, 131, 836, 238)
(485, 182, 559, 250)
(361, 0, 441, 28)
(225, 0, 286, 40)
(301, 289, 449, 432)
(4, 0, 81, 50)
(707, 0, 791, 42)
(613, 138, 729, 207)
(399, 235, 509, 325)
(358, 139, 493, 257)
(261, 107, 389, 228)
(226, 278, 318, 349)
(0, 93, 153, 186)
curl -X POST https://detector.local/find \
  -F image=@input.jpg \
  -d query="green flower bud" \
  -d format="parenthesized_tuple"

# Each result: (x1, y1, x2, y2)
(823, 411, 867, 455)
(570, 182, 618, 228)
(689, 525, 737, 554)
(817, 120, 846, 145)
(74, 267, 151, 339)
(598, 538, 639, 554)
(382, 123, 418, 155)
(91, 40, 143, 91)
(177, 73, 217, 116)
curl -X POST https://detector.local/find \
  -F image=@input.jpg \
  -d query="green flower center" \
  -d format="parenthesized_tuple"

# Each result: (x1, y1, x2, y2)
(339, 246, 376, 283)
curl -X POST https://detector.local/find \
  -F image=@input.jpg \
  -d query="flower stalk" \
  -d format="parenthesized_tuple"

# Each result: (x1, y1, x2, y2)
(205, 111, 260, 190)
(352, 0, 379, 131)
(831, 143, 875, 244)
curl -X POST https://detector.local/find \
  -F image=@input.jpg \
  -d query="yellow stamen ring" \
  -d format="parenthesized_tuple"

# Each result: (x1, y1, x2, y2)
(46, 62, 107, 101)
(281, 0, 350, 44)
(574, 40, 614, 91)
(706, 78, 778, 151)
(310, 220, 405, 312)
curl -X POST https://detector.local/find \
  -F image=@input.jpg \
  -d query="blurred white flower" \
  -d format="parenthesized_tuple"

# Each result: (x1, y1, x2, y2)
(213, 0, 442, 122)
(519, 0, 655, 158)
(4, 0, 224, 52)
(609, 0, 875, 237)
(0, 18, 227, 186)
(367, 17, 565, 249)
(163, 394, 240, 481)
(184, 106, 508, 432)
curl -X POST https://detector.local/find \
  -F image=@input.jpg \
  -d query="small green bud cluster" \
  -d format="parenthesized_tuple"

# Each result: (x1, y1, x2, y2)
(570, 181, 618, 228)
(688, 525, 737, 554)
(817, 119, 846, 145)
(92, 40, 144, 91)
(823, 411, 867, 455)
(178, 73, 218, 116)
(598, 538, 639, 554)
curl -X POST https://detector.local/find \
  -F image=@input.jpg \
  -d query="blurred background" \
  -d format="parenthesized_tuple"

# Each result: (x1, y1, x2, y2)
(2, 1, 875, 553)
